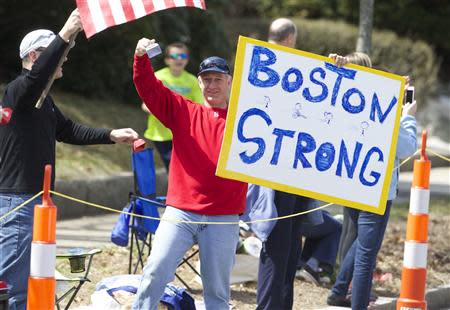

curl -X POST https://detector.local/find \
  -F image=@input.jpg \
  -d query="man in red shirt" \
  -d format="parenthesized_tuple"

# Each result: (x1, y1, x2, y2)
(132, 38, 247, 310)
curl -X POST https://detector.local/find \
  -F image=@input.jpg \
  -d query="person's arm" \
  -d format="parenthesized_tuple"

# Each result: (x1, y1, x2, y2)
(54, 103, 138, 145)
(14, 9, 81, 111)
(396, 100, 418, 159)
(133, 38, 189, 130)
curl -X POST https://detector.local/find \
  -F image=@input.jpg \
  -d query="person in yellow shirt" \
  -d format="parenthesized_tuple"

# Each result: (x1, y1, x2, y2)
(141, 42, 203, 170)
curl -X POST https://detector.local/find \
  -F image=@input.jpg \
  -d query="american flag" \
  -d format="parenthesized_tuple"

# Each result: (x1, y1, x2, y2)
(76, 0, 207, 38)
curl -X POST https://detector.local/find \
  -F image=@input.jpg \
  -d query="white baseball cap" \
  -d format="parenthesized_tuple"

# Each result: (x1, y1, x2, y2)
(19, 29, 56, 59)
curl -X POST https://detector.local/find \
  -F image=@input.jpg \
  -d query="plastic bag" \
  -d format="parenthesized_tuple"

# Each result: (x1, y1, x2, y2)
(160, 283, 196, 310)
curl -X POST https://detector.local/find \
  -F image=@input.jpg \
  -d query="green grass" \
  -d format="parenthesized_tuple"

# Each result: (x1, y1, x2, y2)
(390, 197, 450, 220)
(51, 90, 160, 180)
(0, 83, 164, 180)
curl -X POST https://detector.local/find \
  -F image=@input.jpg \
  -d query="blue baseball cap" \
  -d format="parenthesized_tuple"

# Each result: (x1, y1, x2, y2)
(198, 56, 231, 76)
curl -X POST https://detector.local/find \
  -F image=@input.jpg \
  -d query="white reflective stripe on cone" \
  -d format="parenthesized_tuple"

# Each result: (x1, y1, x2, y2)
(403, 241, 428, 269)
(30, 243, 56, 277)
(409, 188, 430, 214)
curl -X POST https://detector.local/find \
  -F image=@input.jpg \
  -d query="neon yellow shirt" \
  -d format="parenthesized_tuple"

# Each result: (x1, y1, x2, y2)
(144, 68, 204, 141)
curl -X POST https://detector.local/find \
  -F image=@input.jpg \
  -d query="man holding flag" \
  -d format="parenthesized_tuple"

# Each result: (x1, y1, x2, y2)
(0, 9, 138, 309)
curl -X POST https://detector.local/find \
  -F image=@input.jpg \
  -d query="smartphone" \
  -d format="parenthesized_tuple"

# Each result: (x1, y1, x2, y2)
(405, 86, 415, 104)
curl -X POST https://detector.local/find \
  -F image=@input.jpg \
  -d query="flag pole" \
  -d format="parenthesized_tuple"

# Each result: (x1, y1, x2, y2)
(35, 30, 80, 109)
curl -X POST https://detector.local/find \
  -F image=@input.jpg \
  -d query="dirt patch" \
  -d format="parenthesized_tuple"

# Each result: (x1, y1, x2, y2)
(373, 213, 450, 299)
(63, 213, 450, 309)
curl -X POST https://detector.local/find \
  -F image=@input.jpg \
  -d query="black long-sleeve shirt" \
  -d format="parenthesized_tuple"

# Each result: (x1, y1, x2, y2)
(0, 35, 113, 193)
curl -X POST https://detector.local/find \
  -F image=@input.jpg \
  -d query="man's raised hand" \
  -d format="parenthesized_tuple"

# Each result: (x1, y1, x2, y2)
(59, 9, 83, 42)
(135, 38, 156, 57)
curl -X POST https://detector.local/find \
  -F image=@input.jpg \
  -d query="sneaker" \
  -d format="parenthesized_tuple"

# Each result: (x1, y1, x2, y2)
(327, 294, 351, 307)
(299, 264, 322, 285)
(298, 264, 333, 287)
(346, 288, 378, 302)
(317, 263, 333, 286)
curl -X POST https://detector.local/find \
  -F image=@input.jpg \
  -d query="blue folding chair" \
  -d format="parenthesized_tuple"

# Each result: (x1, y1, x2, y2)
(125, 145, 200, 290)
(128, 147, 163, 274)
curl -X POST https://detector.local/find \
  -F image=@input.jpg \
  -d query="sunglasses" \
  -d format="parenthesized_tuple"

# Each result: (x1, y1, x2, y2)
(169, 53, 188, 60)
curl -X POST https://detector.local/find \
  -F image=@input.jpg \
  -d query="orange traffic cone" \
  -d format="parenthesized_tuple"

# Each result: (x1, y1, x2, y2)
(397, 130, 431, 310)
(27, 165, 57, 310)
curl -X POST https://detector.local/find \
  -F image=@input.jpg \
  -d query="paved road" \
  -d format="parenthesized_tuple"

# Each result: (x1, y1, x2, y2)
(55, 167, 449, 251)
(56, 213, 118, 250)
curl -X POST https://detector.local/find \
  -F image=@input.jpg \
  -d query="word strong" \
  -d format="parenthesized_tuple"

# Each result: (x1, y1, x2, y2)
(237, 108, 383, 188)
(217, 36, 405, 214)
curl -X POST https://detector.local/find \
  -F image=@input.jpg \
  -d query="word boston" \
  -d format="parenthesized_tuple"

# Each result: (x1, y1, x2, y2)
(217, 36, 406, 214)
(247, 46, 397, 122)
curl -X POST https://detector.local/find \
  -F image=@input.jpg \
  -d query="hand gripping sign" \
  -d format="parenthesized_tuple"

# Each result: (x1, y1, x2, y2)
(217, 36, 406, 215)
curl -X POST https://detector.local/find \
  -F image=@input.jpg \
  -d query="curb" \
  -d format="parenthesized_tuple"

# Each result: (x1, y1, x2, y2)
(54, 168, 168, 220)
(372, 284, 450, 310)
(320, 284, 450, 310)
(425, 284, 450, 309)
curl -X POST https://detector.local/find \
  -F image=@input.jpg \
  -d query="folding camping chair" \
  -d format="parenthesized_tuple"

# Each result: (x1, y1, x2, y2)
(55, 248, 102, 310)
(127, 144, 201, 291)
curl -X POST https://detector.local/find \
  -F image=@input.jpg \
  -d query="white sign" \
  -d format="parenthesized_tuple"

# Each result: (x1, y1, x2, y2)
(217, 36, 406, 214)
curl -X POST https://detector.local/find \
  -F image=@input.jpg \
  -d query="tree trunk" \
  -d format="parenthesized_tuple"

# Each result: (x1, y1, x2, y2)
(356, 0, 374, 55)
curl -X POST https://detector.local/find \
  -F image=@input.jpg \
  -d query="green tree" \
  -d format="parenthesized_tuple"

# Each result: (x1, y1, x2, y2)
(223, 0, 450, 78)
(0, 0, 230, 101)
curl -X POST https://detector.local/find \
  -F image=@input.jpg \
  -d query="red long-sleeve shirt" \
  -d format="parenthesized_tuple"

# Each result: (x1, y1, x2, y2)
(133, 55, 247, 215)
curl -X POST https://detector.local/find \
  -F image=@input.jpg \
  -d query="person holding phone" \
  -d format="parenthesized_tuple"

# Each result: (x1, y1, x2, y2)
(327, 54, 418, 308)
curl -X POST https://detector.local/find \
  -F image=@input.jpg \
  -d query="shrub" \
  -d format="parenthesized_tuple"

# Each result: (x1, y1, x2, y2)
(224, 17, 440, 108)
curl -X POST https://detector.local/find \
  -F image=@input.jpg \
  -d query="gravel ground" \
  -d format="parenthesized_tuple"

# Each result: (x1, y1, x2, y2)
(65, 213, 450, 309)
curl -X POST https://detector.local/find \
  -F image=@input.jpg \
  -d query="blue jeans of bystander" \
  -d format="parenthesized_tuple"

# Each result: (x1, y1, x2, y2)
(152, 140, 172, 172)
(331, 201, 392, 309)
(0, 193, 41, 310)
(300, 209, 342, 269)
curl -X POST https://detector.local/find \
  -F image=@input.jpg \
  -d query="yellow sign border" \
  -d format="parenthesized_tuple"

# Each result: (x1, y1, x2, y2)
(217, 36, 405, 215)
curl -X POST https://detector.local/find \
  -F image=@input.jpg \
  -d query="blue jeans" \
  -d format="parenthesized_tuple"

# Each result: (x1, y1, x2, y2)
(331, 201, 392, 309)
(153, 140, 172, 172)
(0, 193, 41, 310)
(132, 206, 239, 310)
(300, 210, 342, 269)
